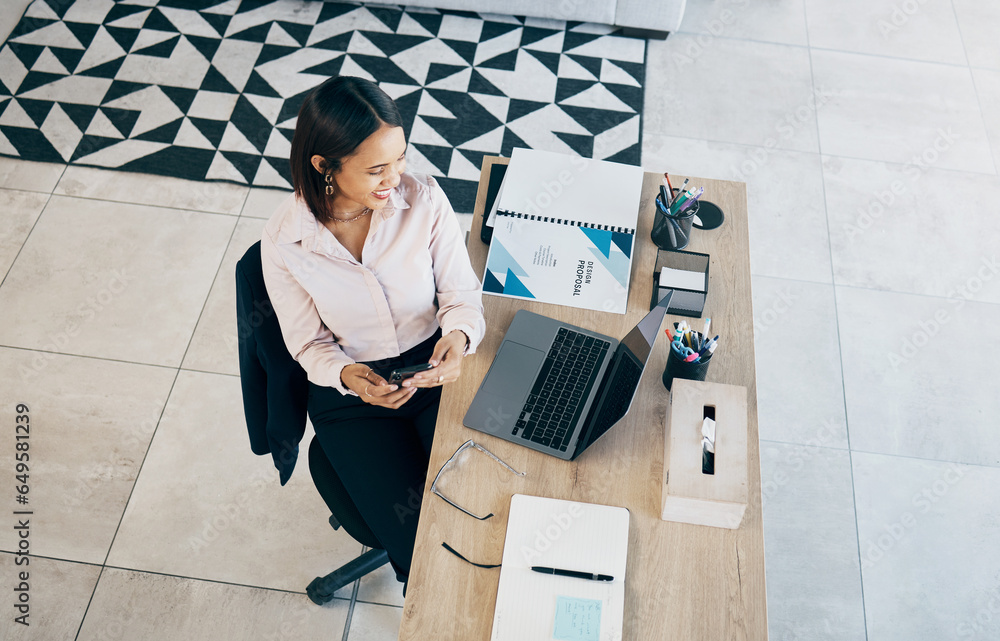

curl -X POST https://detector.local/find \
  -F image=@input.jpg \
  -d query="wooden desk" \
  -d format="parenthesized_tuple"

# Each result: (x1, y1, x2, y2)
(399, 157, 766, 640)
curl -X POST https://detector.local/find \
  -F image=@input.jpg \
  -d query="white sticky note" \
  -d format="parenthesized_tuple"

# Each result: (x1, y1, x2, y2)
(659, 267, 706, 292)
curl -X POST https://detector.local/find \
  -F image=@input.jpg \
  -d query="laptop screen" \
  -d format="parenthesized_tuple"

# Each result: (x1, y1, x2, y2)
(575, 299, 670, 454)
(620, 302, 668, 364)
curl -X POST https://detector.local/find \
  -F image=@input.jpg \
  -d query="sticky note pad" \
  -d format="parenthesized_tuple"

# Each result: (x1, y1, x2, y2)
(553, 596, 602, 641)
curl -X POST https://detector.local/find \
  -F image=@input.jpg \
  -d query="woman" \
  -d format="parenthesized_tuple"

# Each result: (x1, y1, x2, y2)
(260, 76, 485, 581)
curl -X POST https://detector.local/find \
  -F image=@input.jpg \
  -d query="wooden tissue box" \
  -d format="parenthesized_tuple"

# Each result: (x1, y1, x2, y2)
(662, 379, 748, 529)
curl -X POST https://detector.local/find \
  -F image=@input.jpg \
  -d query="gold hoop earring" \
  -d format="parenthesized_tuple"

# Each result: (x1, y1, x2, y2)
(324, 173, 334, 196)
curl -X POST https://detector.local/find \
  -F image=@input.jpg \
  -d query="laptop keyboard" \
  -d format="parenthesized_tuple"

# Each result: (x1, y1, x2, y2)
(512, 328, 610, 452)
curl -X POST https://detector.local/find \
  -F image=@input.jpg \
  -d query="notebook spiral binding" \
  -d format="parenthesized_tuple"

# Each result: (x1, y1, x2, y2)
(496, 210, 635, 235)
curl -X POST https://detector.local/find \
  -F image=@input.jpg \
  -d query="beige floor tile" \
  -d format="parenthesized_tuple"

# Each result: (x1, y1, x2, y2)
(644, 36, 819, 152)
(77, 567, 349, 641)
(752, 277, 848, 448)
(0, 188, 47, 278)
(0, 157, 64, 193)
(838, 287, 1000, 466)
(823, 156, 1000, 303)
(811, 50, 995, 174)
(804, 0, 966, 65)
(55, 166, 249, 215)
(972, 67, 1000, 177)
(853, 453, 1000, 640)
(347, 601, 403, 641)
(357, 561, 405, 607)
(0, 195, 235, 367)
(679, 0, 808, 46)
(241, 186, 293, 219)
(183, 217, 267, 375)
(760, 443, 865, 641)
(0, 348, 175, 563)
(0, 554, 102, 639)
(107, 370, 363, 595)
(953, 0, 1000, 70)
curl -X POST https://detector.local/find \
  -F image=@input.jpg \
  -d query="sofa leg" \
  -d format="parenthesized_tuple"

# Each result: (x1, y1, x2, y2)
(620, 27, 671, 40)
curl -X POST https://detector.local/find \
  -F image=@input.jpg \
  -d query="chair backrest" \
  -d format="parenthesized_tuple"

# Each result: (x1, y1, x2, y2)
(236, 241, 382, 550)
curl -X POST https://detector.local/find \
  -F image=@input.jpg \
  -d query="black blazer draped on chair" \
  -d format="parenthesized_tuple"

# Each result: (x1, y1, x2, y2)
(236, 240, 309, 485)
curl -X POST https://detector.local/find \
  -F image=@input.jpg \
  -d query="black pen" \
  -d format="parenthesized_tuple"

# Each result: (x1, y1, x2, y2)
(531, 566, 614, 582)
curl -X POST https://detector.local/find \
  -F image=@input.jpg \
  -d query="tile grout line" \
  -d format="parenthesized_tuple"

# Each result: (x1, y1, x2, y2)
(949, 0, 1000, 177)
(641, 131, 999, 180)
(75, 333, 185, 640)
(95, 366, 182, 568)
(169, 208, 242, 372)
(749, 275, 1000, 309)
(759, 438, 1000, 470)
(98, 563, 354, 600)
(341, 548, 365, 641)
(74, 565, 108, 641)
(671, 25, 979, 71)
(800, 4, 869, 636)
(0, 162, 68, 290)
(49, 189, 249, 218)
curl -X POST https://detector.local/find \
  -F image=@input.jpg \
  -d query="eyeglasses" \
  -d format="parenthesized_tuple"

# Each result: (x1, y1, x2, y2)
(430, 439, 525, 521)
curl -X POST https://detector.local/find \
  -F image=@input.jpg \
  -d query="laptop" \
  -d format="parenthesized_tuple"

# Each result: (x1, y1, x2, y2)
(463, 294, 670, 461)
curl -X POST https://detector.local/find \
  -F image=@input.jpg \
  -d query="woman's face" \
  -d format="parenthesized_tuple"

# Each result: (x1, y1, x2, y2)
(313, 124, 407, 215)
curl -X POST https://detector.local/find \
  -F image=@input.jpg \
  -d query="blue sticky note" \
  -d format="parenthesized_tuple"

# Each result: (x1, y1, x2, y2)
(552, 596, 602, 641)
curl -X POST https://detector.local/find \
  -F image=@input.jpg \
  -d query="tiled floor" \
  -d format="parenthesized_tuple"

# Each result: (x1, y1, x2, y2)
(1, 1, 998, 640)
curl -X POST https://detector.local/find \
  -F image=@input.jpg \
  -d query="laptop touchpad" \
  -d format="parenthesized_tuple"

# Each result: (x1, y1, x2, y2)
(486, 341, 544, 401)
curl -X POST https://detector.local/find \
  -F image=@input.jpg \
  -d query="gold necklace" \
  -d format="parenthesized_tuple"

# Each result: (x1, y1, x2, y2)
(330, 206, 371, 224)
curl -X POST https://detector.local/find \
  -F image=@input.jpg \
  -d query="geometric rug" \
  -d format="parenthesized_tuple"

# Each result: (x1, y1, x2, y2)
(0, 0, 646, 213)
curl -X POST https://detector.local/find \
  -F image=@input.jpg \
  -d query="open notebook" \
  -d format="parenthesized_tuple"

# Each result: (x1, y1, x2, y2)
(491, 494, 630, 641)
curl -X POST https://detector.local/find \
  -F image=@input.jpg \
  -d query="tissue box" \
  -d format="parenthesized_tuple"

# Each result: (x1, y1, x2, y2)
(661, 379, 748, 529)
(650, 249, 709, 317)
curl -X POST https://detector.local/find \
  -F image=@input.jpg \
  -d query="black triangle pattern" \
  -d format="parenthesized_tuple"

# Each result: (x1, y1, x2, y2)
(0, 0, 645, 214)
(49, 47, 84, 74)
(133, 34, 179, 58)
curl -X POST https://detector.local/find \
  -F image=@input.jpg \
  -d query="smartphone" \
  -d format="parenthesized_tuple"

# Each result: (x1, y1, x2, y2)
(388, 362, 434, 385)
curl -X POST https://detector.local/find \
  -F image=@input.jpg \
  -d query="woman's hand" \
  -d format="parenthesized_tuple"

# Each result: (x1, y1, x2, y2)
(341, 364, 417, 409)
(404, 330, 469, 389)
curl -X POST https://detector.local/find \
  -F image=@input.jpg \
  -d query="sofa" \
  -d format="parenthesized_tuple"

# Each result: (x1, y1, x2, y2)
(397, 0, 686, 37)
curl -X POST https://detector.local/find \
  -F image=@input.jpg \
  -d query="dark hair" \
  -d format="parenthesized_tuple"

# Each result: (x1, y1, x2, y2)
(289, 76, 403, 223)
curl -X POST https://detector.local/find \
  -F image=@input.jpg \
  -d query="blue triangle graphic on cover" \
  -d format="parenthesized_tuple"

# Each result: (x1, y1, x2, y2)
(611, 231, 633, 258)
(588, 246, 630, 289)
(503, 268, 535, 298)
(580, 226, 612, 258)
(486, 238, 529, 279)
(483, 268, 505, 293)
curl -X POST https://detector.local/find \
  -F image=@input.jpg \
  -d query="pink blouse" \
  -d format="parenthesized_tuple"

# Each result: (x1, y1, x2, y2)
(261, 172, 485, 395)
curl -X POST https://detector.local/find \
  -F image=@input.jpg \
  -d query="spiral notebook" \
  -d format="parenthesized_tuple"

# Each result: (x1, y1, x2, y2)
(490, 494, 630, 641)
(482, 149, 645, 314)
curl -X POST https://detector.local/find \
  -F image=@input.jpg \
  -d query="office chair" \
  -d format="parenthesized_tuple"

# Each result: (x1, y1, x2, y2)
(236, 241, 389, 606)
(305, 435, 389, 604)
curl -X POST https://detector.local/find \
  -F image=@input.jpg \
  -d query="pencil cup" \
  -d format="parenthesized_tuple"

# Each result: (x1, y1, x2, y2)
(651, 195, 699, 251)
(662, 342, 712, 390)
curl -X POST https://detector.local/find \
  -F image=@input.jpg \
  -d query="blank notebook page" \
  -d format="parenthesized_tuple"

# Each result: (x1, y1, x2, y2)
(491, 494, 630, 641)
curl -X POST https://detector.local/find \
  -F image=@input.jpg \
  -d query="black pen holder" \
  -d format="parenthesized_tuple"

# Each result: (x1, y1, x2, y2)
(662, 341, 712, 390)
(651, 195, 699, 251)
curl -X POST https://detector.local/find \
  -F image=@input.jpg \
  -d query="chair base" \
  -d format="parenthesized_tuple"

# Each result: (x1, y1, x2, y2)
(306, 548, 390, 605)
